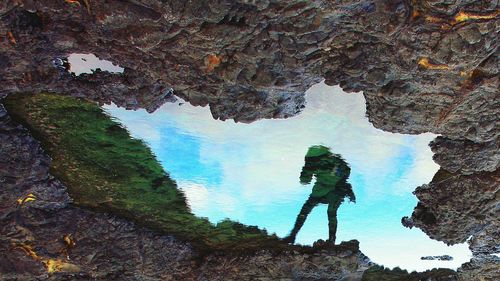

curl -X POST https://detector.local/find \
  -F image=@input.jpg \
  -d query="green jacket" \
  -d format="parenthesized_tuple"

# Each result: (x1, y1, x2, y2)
(300, 145, 355, 202)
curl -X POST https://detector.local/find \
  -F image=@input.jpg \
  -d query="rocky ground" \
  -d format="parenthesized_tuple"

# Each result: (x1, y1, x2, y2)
(0, 0, 498, 280)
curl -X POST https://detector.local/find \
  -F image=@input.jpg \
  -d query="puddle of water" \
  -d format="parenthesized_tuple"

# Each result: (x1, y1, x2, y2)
(67, 53, 124, 76)
(105, 82, 472, 272)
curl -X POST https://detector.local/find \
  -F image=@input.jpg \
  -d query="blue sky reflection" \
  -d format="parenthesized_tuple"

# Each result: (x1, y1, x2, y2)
(105, 82, 471, 272)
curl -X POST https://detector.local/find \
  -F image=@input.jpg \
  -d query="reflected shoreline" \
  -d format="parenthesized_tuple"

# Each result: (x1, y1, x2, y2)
(0, 85, 493, 279)
(107, 83, 473, 272)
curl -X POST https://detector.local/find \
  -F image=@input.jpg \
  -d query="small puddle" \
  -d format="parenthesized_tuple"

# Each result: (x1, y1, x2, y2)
(105, 82, 471, 272)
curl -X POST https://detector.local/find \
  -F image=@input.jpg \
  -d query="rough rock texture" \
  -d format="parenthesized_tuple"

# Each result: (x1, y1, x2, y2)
(405, 167, 499, 280)
(0, 0, 499, 280)
(0, 0, 498, 140)
(457, 255, 500, 281)
(194, 242, 370, 281)
(0, 104, 370, 280)
(407, 169, 499, 255)
(430, 136, 499, 175)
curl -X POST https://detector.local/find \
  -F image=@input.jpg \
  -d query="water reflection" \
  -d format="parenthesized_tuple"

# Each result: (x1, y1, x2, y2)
(285, 146, 355, 244)
(105, 82, 472, 271)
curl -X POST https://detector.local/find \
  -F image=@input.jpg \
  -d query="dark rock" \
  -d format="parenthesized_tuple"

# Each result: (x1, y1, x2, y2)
(430, 136, 499, 175)
(421, 255, 454, 261)
(0, 0, 497, 141)
(408, 169, 499, 256)
(458, 255, 500, 281)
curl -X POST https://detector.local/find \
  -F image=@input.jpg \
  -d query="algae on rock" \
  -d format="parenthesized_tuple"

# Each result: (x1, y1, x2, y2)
(3, 93, 282, 252)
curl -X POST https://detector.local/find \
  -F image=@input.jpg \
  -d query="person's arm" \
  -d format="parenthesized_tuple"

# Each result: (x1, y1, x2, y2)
(341, 182, 356, 203)
(300, 157, 316, 184)
(299, 163, 314, 184)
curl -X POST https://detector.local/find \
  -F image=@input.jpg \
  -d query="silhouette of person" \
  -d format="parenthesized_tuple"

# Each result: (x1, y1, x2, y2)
(284, 145, 355, 244)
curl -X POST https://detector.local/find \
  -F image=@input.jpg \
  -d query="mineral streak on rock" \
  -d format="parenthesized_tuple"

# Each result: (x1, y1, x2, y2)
(453, 10, 500, 25)
(16, 193, 37, 205)
(418, 58, 450, 70)
(6, 30, 16, 44)
(64, 0, 81, 8)
(12, 242, 81, 275)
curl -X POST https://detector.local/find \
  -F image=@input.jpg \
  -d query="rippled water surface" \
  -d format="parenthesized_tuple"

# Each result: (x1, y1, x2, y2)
(106, 82, 471, 271)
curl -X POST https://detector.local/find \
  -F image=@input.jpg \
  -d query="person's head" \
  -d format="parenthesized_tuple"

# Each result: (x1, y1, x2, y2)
(300, 145, 350, 183)
(304, 145, 332, 158)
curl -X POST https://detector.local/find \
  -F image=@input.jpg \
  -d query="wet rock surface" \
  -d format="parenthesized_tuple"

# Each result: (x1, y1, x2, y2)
(0, 0, 499, 280)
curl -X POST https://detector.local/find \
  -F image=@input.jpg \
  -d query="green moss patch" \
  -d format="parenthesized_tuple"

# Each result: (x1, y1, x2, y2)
(4, 93, 284, 252)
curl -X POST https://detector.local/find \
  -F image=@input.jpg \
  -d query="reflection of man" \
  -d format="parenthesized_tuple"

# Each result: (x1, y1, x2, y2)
(284, 145, 355, 244)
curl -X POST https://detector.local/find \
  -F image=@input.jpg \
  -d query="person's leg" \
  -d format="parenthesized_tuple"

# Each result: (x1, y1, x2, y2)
(284, 196, 319, 243)
(327, 201, 341, 243)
